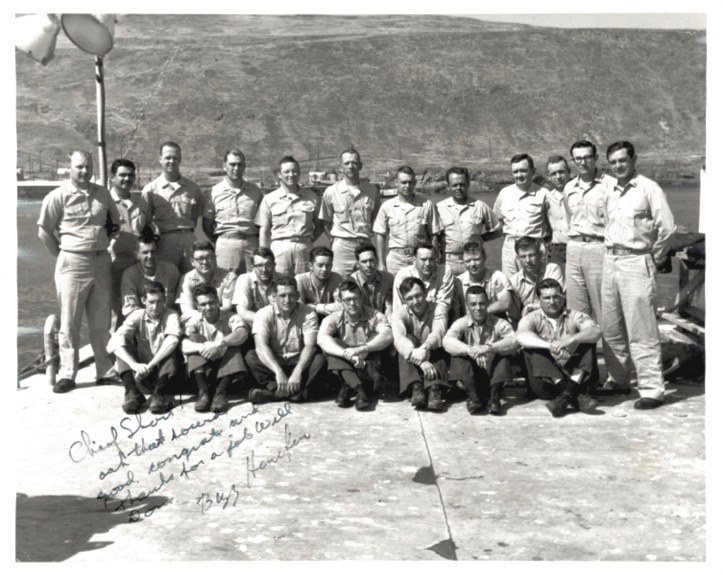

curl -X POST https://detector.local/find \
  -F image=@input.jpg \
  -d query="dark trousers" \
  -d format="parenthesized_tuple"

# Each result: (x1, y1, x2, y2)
(523, 343, 597, 399)
(117, 349, 181, 395)
(448, 354, 510, 398)
(244, 349, 327, 399)
(398, 348, 449, 395)
(549, 242, 568, 268)
(326, 352, 383, 391)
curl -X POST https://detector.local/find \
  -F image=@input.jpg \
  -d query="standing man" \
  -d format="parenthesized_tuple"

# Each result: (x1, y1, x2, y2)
(601, 141, 676, 409)
(202, 148, 263, 275)
(142, 141, 203, 273)
(373, 165, 441, 274)
(349, 244, 394, 316)
(176, 240, 236, 318)
(108, 159, 149, 323)
(256, 156, 323, 276)
(232, 247, 279, 328)
(392, 243, 456, 314)
(509, 237, 565, 316)
(296, 246, 343, 318)
(436, 167, 499, 275)
(245, 276, 327, 404)
(318, 280, 394, 410)
(37, 150, 120, 392)
(544, 155, 571, 267)
(493, 154, 551, 277)
(320, 149, 381, 276)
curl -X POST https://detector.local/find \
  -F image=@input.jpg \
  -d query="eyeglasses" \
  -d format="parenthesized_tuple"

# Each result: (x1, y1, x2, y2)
(193, 256, 215, 263)
(573, 155, 595, 163)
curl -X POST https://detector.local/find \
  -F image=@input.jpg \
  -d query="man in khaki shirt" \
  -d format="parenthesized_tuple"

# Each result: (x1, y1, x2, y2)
(509, 236, 565, 317)
(202, 148, 263, 274)
(37, 150, 121, 392)
(296, 246, 342, 319)
(319, 149, 381, 275)
(176, 240, 236, 320)
(256, 156, 323, 276)
(348, 244, 394, 316)
(318, 280, 394, 410)
(373, 166, 441, 274)
(544, 155, 571, 267)
(392, 243, 456, 315)
(141, 141, 203, 273)
(232, 247, 279, 328)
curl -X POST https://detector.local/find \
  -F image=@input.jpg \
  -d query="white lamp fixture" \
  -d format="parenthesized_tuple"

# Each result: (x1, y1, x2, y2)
(14, 13, 61, 65)
(61, 14, 116, 56)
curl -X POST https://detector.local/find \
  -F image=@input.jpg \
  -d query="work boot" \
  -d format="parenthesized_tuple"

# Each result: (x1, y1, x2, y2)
(355, 385, 372, 411)
(546, 392, 571, 418)
(335, 384, 354, 408)
(53, 378, 76, 394)
(122, 387, 146, 414)
(410, 382, 427, 409)
(210, 378, 230, 412)
(195, 379, 212, 413)
(149, 392, 172, 414)
(570, 393, 599, 414)
(427, 384, 445, 412)
(465, 381, 485, 414)
(634, 397, 664, 410)
(248, 387, 277, 405)
(488, 383, 503, 416)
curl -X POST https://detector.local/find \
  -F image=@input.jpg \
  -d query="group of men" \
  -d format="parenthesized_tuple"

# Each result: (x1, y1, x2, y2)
(37, 139, 676, 417)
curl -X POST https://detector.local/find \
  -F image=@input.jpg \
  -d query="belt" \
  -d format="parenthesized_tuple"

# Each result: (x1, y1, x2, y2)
(390, 247, 414, 256)
(220, 231, 258, 240)
(571, 235, 604, 243)
(335, 237, 371, 244)
(160, 228, 194, 235)
(606, 246, 650, 256)
(277, 235, 312, 243)
(445, 252, 463, 259)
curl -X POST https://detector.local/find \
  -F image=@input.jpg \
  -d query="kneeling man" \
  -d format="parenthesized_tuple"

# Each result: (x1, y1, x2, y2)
(108, 281, 181, 414)
(245, 275, 326, 403)
(516, 278, 600, 417)
(182, 285, 250, 413)
(443, 286, 518, 415)
(392, 277, 449, 411)
(318, 280, 393, 410)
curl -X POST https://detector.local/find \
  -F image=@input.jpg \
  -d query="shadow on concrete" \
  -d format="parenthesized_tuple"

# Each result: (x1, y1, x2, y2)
(16, 492, 170, 562)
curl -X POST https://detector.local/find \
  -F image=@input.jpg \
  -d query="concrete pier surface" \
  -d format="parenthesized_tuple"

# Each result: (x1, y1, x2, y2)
(15, 363, 705, 563)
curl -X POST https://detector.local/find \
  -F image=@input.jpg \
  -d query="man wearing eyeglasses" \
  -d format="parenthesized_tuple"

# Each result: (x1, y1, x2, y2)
(232, 247, 279, 328)
(176, 240, 236, 320)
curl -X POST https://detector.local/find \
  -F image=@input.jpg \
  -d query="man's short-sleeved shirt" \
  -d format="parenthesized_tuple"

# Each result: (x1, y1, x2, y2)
(493, 183, 550, 238)
(372, 195, 441, 249)
(445, 314, 516, 371)
(120, 262, 181, 315)
(37, 181, 121, 252)
(252, 303, 319, 363)
(319, 180, 380, 239)
(232, 270, 277, 312)
(296, 271, 342, 306)
(349, 269, 394, 315)
(601, 173, 676, 264)
(108, 308, 181, 363)
(510, 263, 565, 309)
(392, 264, 455, 312)
(203, 179, 263, 236)
(392, 301, 448, 350)
(519, 308, 597, 343)
(254, 186, 318, 240)
(109, 189, 149, 260)
(184, 309, 248, 343)
(436, 197, 499, 255)
(177, 268, 236, 312)
(564, 171, 614, 239)
(141, 174, 203, 233)
(320, 306, 391, 348)
(546, 189, 570, 244)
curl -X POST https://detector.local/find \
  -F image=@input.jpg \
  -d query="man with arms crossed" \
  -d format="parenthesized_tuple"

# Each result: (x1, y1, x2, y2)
(296, 246, 342, 318)
(348, 244, 394, 316)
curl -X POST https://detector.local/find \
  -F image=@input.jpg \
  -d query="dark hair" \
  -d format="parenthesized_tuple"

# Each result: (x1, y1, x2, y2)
(193, 284, 219, 302)
(355, 243, 377, 259)
(570, 140, 597, 157)
(110, 158, 136, 175)
(138, 229, 159, 246)
(514, 236, 541, 254)
(396, 165, 415, 178)
(310, 246, 334, 262)
(338, 280, 362, 297)
(445, 166, 470, 184)
(606, 141, 635, 160)
(192, 240, 215, 254)
(144, 280, 166, 298)
(269, 275, 298, 293)
(399, 276, 426, 297)
(223, 148, 246, 163)
(535, 278, 564, 297)
(546, 155, 569, 171)
(510, 153, 534, 170)
(465, 285, 489, 302)
(414, 242, 435, 256)
(253, 246, 275, 262)
(462, 241, 486, 258)
(159, 141, 181, 155)
(339, 148, 361, 161)
(279, 155, 299, 169)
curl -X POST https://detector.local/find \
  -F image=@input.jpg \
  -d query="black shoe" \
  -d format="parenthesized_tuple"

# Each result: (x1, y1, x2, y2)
(53, 378, 76, 394)
(410, 382, 427, 409)
(634, 397, 664, 410)
(335, 384, 354, 408)
(210, 390, 229, 412)
(149, 393, 172, 414)
(466, 397, 485, 414)
(195, 391, 212, 412)
(355, 386, 372, 411)
(573, 394, 599, 414)
(589, 385, 633, 397)
(488, 383, 503, 416)
(96, 375, 121, 385)
(427, 385, 445, 411)
(465, 382, 484, 414)
(248, 388, 277, 405)
(122, 388, 146, 414)
(546, 394, 569, 418)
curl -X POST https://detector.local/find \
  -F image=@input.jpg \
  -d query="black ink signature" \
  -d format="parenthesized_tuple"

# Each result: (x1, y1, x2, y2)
(245, 423, 311, 487)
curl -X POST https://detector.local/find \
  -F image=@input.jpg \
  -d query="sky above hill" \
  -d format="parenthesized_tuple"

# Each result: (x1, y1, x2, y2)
(465, 13, 706, 30)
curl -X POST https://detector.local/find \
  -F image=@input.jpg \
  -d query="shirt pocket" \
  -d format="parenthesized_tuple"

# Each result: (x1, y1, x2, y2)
(332, 198, 350, 223)
(270, 202, 289, 226)
(64, 202, 87, 221)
